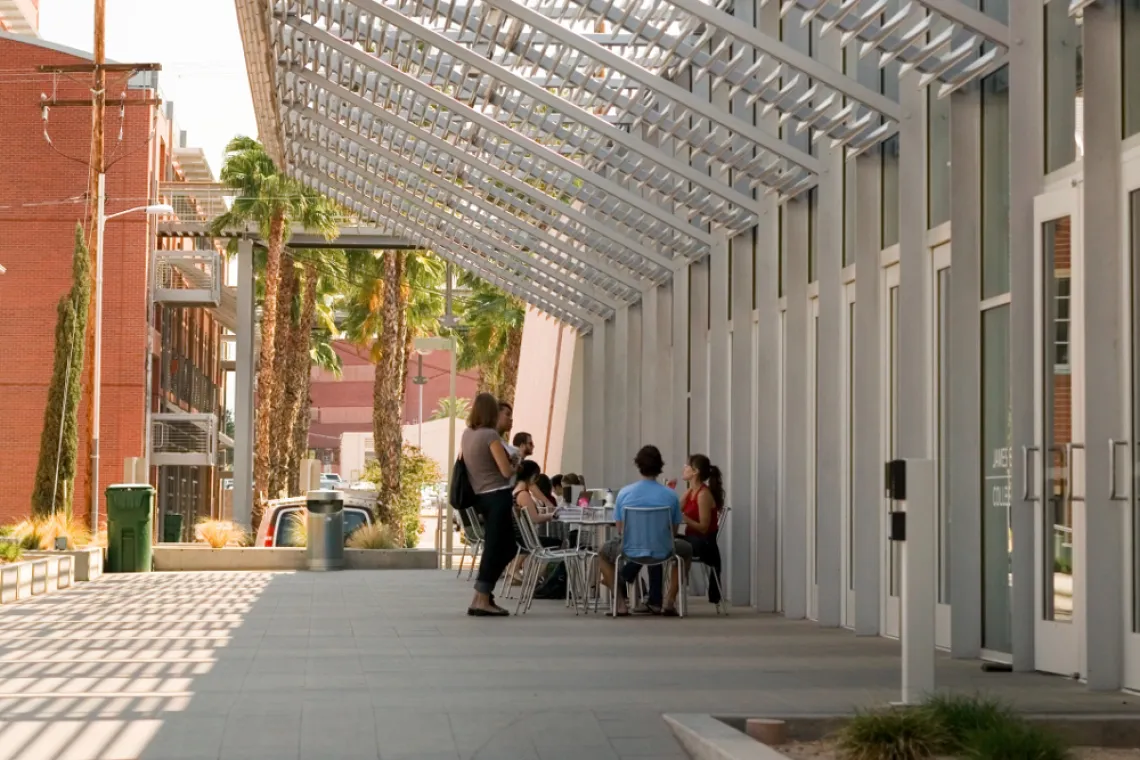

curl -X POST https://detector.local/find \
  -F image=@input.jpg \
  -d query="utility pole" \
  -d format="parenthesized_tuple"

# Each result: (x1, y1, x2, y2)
(85, 0, 106, 532)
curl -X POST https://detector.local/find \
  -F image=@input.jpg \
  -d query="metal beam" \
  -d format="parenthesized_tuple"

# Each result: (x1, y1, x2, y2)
(289, 146, 612, 321)
(918, 0, 1010, 47)
(480, 0, 821, 174)
(285, 125, 629, 310)
(285, 114, 645, 296)
(280, 13, 717, 251)
(281, 62, 678, 273)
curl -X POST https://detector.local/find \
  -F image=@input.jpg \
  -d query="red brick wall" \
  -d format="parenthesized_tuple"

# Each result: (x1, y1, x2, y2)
(0, 37, 156, 525)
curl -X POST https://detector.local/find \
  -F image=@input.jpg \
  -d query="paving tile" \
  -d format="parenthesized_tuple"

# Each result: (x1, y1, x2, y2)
(609, 736, 687, 757)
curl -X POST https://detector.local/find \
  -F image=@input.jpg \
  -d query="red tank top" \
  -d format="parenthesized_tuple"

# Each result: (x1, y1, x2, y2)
(683, 485, 718, 535)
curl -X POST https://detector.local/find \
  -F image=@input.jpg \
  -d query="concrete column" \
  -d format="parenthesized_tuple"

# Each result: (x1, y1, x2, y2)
(641, 287, 659, 449)
(815, 31, 845, 629)
(584, 327, 607, 485)
(1081, 3, 1125, 691)
(672, 268, 691, 477)
(854, 152, 883, 636)
(783, 196, 810, 621)
(560, 333, 587, 476)
(709, 241, 730, 470)
(948, 88, 983, 659)
(730, 228, 755, 606)
(605, 315, 625, 488)
(689, 259, 710, 455)
(626, 302, 644, 483)
(233, 237, 255, 530)
(1009, 0, 1045, 673)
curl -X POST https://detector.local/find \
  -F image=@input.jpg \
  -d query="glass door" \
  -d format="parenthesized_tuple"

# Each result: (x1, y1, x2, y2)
(882, 264, 901, 638)
(1032, 188, 1084, 678)
(807, 297, 820, 621)
(933, 243, 952, 649)
(842, 282, 856, 629)
(1123, 156, 1140, 690)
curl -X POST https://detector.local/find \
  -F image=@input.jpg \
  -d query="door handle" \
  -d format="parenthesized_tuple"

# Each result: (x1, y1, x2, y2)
(1110, 439, 1130, 501)
(1067, 443, 1085, 502)
(1022, 445, 1040, 501)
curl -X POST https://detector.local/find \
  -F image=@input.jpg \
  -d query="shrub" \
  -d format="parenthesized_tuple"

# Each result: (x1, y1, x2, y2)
(0, 542, 23, 564)
(347, 522, 396, 550)
(363, 444, 441, 547)
(5, 514, 91, 551)
(920, 694, 1012, 754)
(836, 707, 946, 760)
(962, 720, 1070, 760)
(284, 511, 308, 547)
(196, 520, 246, 549)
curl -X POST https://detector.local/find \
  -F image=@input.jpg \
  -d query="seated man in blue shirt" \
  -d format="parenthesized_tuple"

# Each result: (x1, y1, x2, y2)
(598, 445, 693, 617)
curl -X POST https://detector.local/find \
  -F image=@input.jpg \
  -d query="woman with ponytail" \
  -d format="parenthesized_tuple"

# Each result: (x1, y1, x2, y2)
(679, 454, 724, 605)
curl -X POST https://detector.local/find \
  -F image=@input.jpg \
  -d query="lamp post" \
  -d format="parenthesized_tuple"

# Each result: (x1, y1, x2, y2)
(88, 175, 172, 531)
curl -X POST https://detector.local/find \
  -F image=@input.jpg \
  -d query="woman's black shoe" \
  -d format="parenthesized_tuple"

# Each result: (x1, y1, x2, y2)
(468, 606, 509, 617)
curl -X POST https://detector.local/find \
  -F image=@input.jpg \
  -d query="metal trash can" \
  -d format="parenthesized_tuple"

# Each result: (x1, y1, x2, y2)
(306, 490, 345, 571)
(106, 484, 155, 573)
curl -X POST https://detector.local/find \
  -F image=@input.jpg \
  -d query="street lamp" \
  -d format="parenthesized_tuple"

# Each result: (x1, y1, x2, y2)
(89, 175, 173, 530)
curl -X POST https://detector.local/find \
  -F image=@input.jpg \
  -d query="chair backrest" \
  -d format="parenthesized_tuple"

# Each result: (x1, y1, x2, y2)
(620, 506, 675, 558)
(516, 508, 544, 553)
(463, 507, 485, 542)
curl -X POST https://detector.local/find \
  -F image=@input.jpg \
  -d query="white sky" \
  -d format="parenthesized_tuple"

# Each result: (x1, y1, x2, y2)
(39, 0, 258, 178)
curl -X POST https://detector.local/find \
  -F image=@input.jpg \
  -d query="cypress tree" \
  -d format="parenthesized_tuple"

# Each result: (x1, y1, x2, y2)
(31, 225, 92, 517)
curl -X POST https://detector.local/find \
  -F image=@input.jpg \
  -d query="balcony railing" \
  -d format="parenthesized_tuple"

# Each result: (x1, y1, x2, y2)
(151, 413, 218, 467)
(155, 251, 222, 306)
(161, 349, 219, 415)
(157, 181, 230, 222)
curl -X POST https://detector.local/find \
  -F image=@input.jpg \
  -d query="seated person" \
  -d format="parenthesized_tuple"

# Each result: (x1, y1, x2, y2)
(598, 445, 693, 617)
(534, 474, 558, 511)
(512, 460, 561, 550)
(679, 454, 724, 605)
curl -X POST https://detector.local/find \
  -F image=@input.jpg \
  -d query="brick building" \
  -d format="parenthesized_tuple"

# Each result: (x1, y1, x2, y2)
(0, 32, 224, 528)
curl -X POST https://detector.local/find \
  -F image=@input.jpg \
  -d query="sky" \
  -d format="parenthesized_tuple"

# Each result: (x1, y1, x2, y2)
(39, 0, 258, 178)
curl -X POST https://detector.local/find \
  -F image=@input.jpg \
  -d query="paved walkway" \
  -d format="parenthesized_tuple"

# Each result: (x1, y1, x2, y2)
(1, 571, 1138, 760)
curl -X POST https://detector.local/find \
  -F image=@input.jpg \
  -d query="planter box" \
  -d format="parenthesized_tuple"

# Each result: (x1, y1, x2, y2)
(24, 553, 76, 590)
(0, 555, 76, 604)
(152, 545, 438, 571)
(26, 547, 103, 581)
(153, 546, 306, 572)
(346, 548, 437, 570)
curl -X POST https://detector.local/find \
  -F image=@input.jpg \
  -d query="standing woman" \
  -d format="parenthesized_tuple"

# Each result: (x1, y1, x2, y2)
(679, 454, 724, 605)
(464, 393, 517, 617)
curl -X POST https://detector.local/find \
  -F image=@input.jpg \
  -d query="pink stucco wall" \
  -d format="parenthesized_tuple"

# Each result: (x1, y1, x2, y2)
(511, 307, 577, 474)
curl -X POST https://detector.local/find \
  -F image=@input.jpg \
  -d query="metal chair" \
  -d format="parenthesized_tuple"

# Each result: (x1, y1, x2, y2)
(514, 509, 583, 615)
(692, 505, 730, 615)
(613, 506, 688, 618)
(456, 507, 485, 580)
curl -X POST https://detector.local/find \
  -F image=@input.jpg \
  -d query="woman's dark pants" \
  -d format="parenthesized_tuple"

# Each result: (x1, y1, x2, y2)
(473, 488, 518, 595)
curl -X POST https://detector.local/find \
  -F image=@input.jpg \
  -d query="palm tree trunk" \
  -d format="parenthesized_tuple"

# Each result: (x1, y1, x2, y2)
(373, 251, 404, 526)
(253, 210, 287, 527)
(499, 326, 524, 407)
(287, 265, 318, 496)
(269, 262, 297, 498)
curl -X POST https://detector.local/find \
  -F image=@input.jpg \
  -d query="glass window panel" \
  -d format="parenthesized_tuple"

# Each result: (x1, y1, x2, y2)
(938, 267, 951, 604)
(778, 206, 785, 298)
(889, 284, 902, 597)
(809, 188, 818, 283)
(982, 67, 1011, 298)
(1131, 190, 1140, 632)
(928, 88, 951, 228)
(1126, 0, 1140, 138)
(982, 304, 1013, 652)
(813, 310, 820, 584)
(1044, 0, 1082, 173)
(844, 159, 857, 268)
(848, 300, 856, 591)
(881, 136, 901, 250)
(1042, 216, 1075, 622)
(981, 0, 1008, 23)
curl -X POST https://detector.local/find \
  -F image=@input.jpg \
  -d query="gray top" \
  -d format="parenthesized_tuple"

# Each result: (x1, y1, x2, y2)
(461, 426, 511, 494)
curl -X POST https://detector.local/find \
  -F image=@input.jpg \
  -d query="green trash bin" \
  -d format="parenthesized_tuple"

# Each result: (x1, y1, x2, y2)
(163, 513, 184, 544)
(106, 484, 155, 573)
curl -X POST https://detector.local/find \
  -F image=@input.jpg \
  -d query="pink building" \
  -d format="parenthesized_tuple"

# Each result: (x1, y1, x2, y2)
(309, 341, 479, 470)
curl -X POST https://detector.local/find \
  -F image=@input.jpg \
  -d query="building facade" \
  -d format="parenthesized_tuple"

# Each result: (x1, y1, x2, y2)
(555, 1, 1140, 691)
(0, 33, 223, 528)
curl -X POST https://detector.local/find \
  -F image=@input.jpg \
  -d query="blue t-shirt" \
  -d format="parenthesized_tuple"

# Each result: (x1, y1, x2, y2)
(614, 479, 681, 560)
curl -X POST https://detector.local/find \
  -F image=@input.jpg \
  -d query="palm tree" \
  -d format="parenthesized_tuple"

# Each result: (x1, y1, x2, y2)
(429, 396, 472, 421)
(210, 136, 340, 525)
(341, 249, 444, 528)
(456, 275, 527, 405)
